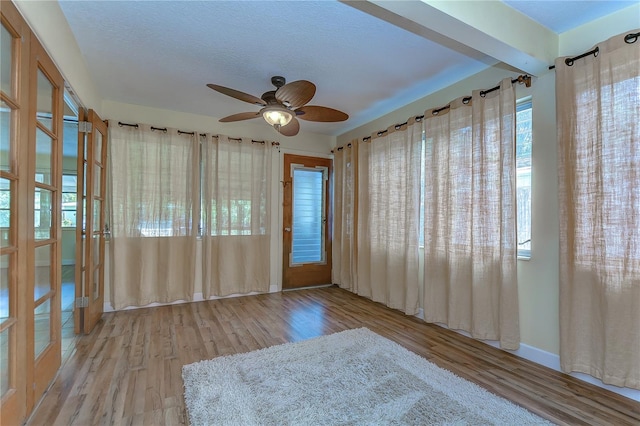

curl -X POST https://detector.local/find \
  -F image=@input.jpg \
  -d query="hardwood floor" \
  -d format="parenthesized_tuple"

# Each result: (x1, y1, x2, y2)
(27, 286, 639, 425)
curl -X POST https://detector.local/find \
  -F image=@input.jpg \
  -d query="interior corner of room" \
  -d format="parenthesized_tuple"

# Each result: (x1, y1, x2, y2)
(2, 0, 639, 424)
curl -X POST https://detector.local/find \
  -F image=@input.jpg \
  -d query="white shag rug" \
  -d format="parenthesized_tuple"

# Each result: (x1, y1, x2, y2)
(182, 328, 552, 425)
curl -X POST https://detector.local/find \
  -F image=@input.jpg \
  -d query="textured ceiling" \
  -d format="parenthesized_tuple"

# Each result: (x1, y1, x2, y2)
(57, 0, 635, 137)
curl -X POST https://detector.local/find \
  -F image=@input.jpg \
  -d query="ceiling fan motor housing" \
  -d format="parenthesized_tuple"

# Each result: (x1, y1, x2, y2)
(261, 91, 279, 105)
(271, 76, 286, 88)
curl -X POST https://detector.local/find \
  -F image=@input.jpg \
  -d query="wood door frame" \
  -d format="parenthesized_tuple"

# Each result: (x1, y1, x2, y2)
(281, 153, 332, 290)
(74, 107, 86, 335)
(0, 2, 31, 422)
(82, 110, 106, 333)
(27, 33, 64, 413)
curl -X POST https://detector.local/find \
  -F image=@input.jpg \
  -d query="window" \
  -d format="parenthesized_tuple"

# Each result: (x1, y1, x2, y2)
(0, 178, 8, 225)
(201, 138, 270, 238)
(206, 199, 254, 236)
(291, 167, 326, 264)
(516, 99, 532, 258)
(61, 175, 77, 227)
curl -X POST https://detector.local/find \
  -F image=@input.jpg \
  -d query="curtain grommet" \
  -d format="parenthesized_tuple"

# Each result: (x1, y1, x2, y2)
(624, 32, 639, 44)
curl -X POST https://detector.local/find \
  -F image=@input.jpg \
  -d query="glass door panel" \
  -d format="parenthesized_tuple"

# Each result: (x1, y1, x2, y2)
(0, 103, 11, 172)
(33, 245, 51, 300)
(0, 254, 10, 319)
(33, 298, 50, 358)
(93, 165, 101, 197)
(34, 188, 52, 240)
(291, 168, 325, 264)
(35, 128, 53, 185)
(92, 234, 100, 271)
(0, 327, 9, 396)
(36, 69, 53, 130)
(0, 178, 10, 246)
(0, 255, 12, 384)
(92, 199, 101, 232)
(92, 266, 100, 301)
(0, 24, 12, 96)
(94, 131, 102, 163)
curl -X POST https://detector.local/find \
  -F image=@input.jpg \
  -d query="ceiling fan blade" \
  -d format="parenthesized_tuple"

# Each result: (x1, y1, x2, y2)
(275, 80, 316, 109)
(207, 84, 266, 106)
(219, 111, 261, 122)
(296, 105, 348, 122)
(276, 117, 300, 137)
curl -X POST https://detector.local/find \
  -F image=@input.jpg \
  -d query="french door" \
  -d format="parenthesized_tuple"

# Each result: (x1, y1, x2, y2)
(28, 26, 65, 413)
(1, 3, 31, 422)
(75, 109, 106, 334)
(282, 154, 332, 289)
(1, 2, 67, 423)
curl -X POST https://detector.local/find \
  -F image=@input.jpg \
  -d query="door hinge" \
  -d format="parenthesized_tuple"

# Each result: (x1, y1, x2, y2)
(78, 121, 93, 133)
(76, 296, 89, 308)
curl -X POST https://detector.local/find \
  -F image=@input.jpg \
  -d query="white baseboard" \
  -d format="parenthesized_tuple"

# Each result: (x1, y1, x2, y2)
(415, 309, 640, 402)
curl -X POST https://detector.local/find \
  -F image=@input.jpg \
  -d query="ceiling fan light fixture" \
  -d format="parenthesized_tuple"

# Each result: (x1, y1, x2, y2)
(262, 106, 293, 127)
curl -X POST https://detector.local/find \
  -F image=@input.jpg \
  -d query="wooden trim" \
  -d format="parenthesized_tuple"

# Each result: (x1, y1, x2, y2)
(0, 1, 31, 423)
(0, 91, 20, 110)
(34, 119, 56, 140)
(74, 107, 86, 335)
(26, 31, 63, 414)
(0, 245, 17, 255)
(0, 317, 17, 333)
(282, 154, 333, 289)
(81, 109, 107, 333)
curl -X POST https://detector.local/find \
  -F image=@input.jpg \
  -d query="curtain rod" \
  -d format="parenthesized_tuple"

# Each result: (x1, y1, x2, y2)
(117, 120, 279, 145)
(548, 30, 639, 70)
(337, 74, 530, 146)
(332, 143, 352, 153)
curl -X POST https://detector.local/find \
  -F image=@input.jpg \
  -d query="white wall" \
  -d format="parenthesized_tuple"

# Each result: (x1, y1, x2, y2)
(14, 0, 102, 115)
(100, 100, 335, 307)
(336, 12, 639, 400)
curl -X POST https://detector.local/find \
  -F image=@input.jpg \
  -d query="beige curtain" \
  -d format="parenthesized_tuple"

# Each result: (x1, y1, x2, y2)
(356, 121, 422, 315)
(332, 143, 356, 290)
(108, 123, 198, 309)
(556, 30, 640, 389)
(423, 79, 519, 350)
(201, 135, 273, 298)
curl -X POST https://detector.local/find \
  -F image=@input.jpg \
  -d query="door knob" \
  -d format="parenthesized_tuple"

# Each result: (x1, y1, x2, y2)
(284, 227, 291, 232)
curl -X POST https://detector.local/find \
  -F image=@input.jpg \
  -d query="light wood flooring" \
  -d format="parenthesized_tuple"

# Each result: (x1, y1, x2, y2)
(28, 286, 640, 425)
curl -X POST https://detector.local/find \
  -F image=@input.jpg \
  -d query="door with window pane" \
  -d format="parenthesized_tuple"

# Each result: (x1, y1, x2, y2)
(282, 155, 332, 289)
(77, 110, 106, 334)
(28, 35, 64, 412)
(0, 4, 30, 421)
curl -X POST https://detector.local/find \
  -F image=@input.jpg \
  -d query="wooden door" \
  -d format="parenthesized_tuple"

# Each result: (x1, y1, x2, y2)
(78, 110, 106, 334)
(74, 108, 86, 335)
(0, 3, 30, 422)
(28, 33, 65, 412)
(282, 154, 332, 289)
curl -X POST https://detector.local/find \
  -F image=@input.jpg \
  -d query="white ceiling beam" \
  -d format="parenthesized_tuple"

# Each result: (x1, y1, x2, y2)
(344, 0, 558, 76)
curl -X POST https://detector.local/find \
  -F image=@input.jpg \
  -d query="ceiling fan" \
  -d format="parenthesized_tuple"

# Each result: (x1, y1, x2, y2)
(207, 76, 348, 137)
